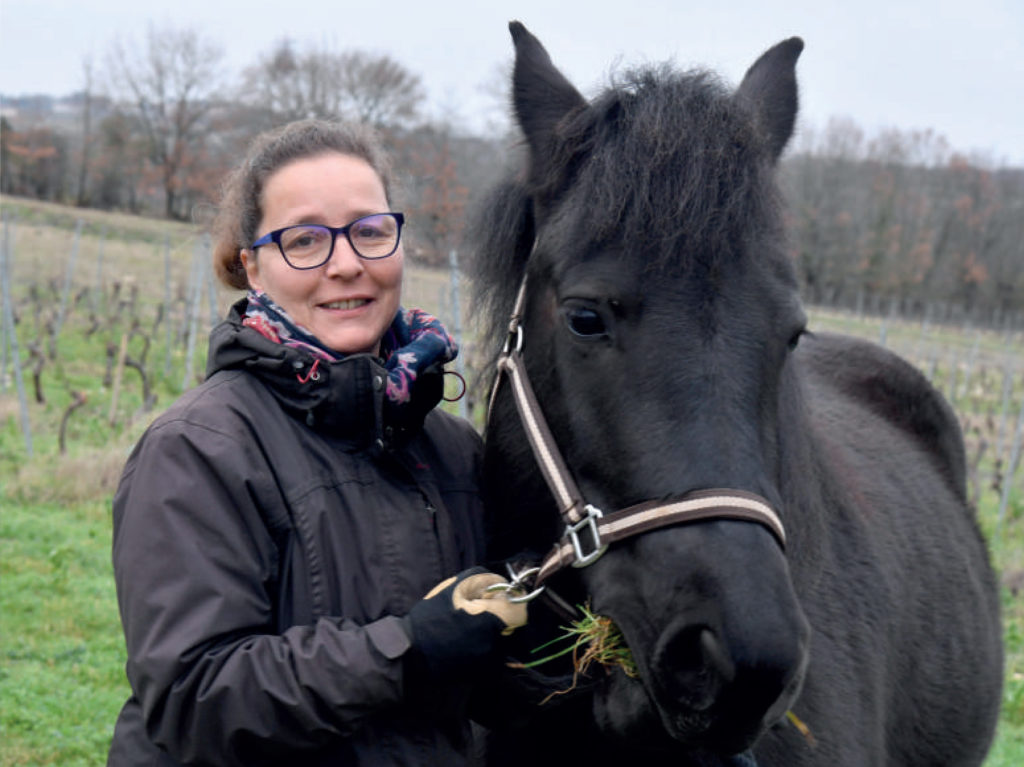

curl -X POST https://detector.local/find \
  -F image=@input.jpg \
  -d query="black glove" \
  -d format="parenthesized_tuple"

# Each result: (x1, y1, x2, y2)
(404, 567, 528, 679)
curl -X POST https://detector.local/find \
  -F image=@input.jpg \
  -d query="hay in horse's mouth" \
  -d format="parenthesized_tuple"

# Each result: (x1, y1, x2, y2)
(509, 608, 816, 744)
(508, 602, 639, 700)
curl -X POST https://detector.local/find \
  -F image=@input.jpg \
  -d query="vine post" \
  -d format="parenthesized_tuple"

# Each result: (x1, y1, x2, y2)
(162, 235, 172, 376)
(995, 392, 1024, 545)
(54, 218, 83, 340)
(181, 236, 208, 390)
(108, 332, 129, 426)
(448, 248, 467, 419)
(1, 211, 33, 455)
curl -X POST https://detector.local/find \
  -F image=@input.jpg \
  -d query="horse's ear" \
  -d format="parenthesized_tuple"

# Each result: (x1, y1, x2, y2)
(735, 37, 804, 160)
(509, 21, 587, 160)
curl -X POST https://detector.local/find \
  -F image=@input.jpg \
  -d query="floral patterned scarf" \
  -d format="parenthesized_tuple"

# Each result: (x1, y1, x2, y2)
(242, 290, 457, 405)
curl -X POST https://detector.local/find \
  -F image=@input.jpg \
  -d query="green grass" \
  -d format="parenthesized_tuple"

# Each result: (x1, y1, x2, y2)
(1, 501, 128, 766)
(987, 722, 1024, 767)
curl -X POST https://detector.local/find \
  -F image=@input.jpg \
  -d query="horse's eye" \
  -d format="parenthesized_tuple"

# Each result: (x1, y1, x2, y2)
(566, 307, 607, 338)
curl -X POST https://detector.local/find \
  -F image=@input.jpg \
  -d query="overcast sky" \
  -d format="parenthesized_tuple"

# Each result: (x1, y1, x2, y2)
(1, 0, 1022, 165)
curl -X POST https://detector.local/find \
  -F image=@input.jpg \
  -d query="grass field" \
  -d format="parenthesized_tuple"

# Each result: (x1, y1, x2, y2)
(1, 196, 1022, 764)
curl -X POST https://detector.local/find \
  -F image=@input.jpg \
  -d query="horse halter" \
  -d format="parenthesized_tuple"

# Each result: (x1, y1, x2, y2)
(487, 274, 787, 605)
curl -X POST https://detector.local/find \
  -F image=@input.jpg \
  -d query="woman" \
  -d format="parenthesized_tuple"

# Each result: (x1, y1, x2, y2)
(107, 119, 525, 766)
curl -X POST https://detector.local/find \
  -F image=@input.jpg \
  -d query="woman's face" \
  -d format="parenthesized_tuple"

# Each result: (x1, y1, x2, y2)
(241, 152, 403, 356)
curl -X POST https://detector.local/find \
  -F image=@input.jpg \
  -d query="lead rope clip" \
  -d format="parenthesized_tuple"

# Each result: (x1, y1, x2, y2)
(484, 563, 545, 603)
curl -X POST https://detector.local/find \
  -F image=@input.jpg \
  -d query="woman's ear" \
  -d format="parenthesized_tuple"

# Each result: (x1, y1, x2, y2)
(240, 249, 262, 291)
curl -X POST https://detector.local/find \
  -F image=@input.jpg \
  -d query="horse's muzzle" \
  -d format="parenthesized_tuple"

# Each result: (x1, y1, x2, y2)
(648, 609, 810, 751)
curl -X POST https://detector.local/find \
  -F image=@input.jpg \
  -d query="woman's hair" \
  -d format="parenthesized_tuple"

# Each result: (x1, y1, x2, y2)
(212, 119, 395, 290)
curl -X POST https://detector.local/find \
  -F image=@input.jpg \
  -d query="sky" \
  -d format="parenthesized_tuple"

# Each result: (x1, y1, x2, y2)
(1, 0, 1022, 166)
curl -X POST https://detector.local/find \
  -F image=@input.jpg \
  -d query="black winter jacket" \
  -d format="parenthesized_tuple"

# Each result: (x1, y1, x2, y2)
(107, 300, 487, 766)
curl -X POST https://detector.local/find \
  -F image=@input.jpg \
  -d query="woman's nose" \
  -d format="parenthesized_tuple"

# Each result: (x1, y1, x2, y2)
(324, 237, 365, 279)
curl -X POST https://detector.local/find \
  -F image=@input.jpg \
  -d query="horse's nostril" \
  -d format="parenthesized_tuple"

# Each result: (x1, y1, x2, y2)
(655, 626, 735, 711)
(697, 626, 736, 683)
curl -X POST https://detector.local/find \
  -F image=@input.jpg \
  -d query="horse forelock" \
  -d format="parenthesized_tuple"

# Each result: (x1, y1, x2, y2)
(546, 66, 782, 267)
(469, 62, 790, 366)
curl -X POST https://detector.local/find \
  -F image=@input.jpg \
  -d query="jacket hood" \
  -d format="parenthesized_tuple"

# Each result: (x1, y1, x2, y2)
(206, 298, 444, 448)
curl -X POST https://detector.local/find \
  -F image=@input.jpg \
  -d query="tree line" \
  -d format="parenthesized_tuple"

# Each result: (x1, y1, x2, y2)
(783, 119, 1024, 322)
(0, 25, 496, 262)
(2, 24, 1022, 317)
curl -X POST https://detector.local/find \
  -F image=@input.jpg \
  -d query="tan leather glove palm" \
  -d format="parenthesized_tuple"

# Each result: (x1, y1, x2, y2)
(405, 567, 528, 677)
(424, 571, 528, 636)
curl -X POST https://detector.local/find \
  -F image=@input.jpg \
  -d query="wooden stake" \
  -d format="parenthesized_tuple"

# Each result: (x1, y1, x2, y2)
(108, 332, 129, 426)
(1, 210, 33, 455)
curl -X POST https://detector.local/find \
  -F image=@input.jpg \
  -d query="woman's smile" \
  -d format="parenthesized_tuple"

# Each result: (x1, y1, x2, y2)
(319, 298, 371, 311)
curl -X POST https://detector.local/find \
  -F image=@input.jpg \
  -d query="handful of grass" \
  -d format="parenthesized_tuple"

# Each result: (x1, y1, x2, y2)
(509, 602, 639, 680)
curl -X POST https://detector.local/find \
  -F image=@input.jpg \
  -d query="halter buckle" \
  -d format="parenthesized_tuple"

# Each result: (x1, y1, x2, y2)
(502, 323, 524, 355)
(568, 504, 607, 567)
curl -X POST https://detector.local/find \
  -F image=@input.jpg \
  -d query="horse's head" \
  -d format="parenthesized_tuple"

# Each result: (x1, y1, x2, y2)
(474, 22, 812, 756)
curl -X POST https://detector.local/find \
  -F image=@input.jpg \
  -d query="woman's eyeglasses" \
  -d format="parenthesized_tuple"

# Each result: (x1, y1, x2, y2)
(251, 212, 405, 269)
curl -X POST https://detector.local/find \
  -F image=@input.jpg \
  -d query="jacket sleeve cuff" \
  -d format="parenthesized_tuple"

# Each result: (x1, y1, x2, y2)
(365, 615, 412, 660)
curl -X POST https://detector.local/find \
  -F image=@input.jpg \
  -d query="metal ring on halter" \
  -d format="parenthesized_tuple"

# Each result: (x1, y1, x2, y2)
(502, 324, 524, 355)
(506, 564, 545, 603)
(484, 564, 545, 603)
(483, 581, 546, 603)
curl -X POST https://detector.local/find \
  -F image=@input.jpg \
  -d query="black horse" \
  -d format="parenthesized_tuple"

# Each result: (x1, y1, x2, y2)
(469, 22, 1003, 767)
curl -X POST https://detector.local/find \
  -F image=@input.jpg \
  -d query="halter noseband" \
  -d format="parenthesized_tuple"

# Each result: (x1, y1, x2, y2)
(487, 274, 786, 604)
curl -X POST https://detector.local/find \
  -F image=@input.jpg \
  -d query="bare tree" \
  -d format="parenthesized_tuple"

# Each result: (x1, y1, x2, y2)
(781, 118, 1024, 318)
(334, 51, 424, 127)
(399, 124, 469, 262)
(477, 62, 513, 124)
(92, 110, 148, 212)
(240, 39, 424, 129)
(0, 124, 69, 201)
(239, 40, 317, 124)
(106, 24, 225, 219)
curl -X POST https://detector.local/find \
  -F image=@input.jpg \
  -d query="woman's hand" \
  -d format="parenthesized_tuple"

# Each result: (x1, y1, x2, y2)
(404, 567, 528, 678)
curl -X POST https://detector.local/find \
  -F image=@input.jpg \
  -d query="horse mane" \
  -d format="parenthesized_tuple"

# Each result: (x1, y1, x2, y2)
(467, 174, 535, 371)
(468, 61, 787, 360)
